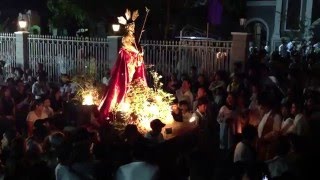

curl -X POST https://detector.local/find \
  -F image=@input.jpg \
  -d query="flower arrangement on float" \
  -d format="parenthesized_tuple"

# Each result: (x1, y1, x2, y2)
(72, 74, 103, 106)
(112, 70, 175, 133)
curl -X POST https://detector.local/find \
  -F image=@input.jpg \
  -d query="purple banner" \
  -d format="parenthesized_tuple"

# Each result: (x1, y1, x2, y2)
(207, 0, 223, 25)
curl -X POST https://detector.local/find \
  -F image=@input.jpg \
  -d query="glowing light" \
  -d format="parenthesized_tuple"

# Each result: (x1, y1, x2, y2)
(136, 104, 174, 132)
(18, 19, 27, 29)
(112, 24, 120, 32)
(189, 116, 196, 123)
(120, 102, 130, 112)
(140, 118, 152, 131)
(164, 111, 174, 124)
(155, 95, 162, 102)
(82, 93, 94, 105)
(73, 74, 102, 107)
(148, 105, 159, 116)
(112, 74, 176, 134)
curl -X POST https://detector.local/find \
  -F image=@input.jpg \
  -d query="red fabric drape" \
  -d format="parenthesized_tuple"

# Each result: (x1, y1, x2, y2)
(98, 48, 146, 121)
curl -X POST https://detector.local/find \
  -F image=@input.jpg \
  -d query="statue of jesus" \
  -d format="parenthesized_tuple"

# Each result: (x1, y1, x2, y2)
(98, 9, 147, 120)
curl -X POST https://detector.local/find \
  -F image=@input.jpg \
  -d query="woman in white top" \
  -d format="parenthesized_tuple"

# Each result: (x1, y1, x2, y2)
(43, 97, 54, 117)
(290, 102, 310, 136)
(179, 100, 192, 123)
(280, 102, 294, 135)
(248, 84, 261, 127)
(26, 99, 48, 136)
(217, 93, 236, 150)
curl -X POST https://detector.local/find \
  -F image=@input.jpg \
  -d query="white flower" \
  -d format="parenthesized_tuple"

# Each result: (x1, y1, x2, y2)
(117, 16, 127, 25)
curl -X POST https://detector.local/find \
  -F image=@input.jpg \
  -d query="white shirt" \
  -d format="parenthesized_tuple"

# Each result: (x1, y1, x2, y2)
(55, 164, 80, 180)
(182, 111, 192, 123)
(248, 93, 258, 111)
(287, 41, 293, 52)
(278, 44, 287, 58)
(190, 109, 204, 126)
(115, 161, 159, 180)
(55, 162, 95, 180)
(258, 111, 281, 138)
(234, 141, 255, 163)
(32, 81, 48, 98)
(217, 105, 234, 124)
(217, 105, 236, 150)
(144, 132, 164, 143)
(26, 111, 48, 125)
(43, 106, 54, 117)
(266, 156, 289, 178)
(281, 117, 294, 135)
(6, 72, 16, 81)
(57, 54, 67, 74)
(102, 77, 110, 86)
(60, 83, 77, 95)
(291, 113, 309, 136)
(258, 110, 272, 138)
(175, 89, 193, 108)
(213, 95, 223, 106)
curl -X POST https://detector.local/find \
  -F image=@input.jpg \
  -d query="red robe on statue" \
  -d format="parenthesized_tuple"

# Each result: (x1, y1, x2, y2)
(98, 47, 146, 120)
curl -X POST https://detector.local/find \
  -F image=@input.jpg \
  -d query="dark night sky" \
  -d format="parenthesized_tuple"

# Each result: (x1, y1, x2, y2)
(0, 0, 163, 20)
(0, 0, 48, 32)
(1, 0, 47, 21)
(0, 0, 207, 38)
(1, 0, 46, 11)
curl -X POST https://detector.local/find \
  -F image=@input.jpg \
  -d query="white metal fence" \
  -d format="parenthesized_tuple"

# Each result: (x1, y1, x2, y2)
(28, 35, 109, 81)
(0, 33, 16, 77)
(141, 39, 232, 78)
(0, 33, 232, 82)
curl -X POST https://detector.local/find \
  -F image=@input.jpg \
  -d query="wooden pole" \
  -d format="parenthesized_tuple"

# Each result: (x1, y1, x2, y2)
(138, 7, 150, 43)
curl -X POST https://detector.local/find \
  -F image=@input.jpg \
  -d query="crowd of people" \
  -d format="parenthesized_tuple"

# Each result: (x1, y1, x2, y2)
(0, 41, 318, 180)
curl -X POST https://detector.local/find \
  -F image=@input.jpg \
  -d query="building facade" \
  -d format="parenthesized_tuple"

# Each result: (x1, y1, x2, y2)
(245, 0, 314, 51)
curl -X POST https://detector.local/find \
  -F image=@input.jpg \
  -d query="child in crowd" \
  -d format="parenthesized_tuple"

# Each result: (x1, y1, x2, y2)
(145, 119, 165, 143)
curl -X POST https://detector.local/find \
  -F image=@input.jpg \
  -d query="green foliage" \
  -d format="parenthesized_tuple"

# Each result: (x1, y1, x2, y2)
(113, 70, 175, 133)
(30, 25, 41, 34)
(71, 74, 103, 105)
(47, 0, 88, 29)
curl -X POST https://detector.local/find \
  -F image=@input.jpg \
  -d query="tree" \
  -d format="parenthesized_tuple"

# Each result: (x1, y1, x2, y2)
(47, 0, 87, 33)
(46, 0, 165, 38)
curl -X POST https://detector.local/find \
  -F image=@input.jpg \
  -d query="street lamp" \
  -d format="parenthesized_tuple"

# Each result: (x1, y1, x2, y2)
(18, 18, 27, 31)
(112, 24, 120, 32)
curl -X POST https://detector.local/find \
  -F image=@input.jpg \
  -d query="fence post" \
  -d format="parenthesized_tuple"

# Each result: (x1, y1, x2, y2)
(107, 36, 122, 68)
(14, 31, 29, 70)
(230, 32, 251, 73)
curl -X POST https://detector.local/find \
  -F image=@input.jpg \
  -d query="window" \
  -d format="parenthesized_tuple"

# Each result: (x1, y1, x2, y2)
(312, 0, 320, 22)
(285, 0, 302, 30)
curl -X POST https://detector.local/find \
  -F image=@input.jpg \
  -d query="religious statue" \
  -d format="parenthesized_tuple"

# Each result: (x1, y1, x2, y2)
(98, 9, 147, 120)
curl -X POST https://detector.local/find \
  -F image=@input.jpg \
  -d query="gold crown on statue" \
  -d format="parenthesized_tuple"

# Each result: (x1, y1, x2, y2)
(117, 9, 139, 33)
